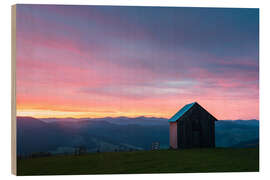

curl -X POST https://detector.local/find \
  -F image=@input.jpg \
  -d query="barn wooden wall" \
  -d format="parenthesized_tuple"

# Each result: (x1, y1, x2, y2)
(176, 103, 216, 148)
(169, 122, 178, 149)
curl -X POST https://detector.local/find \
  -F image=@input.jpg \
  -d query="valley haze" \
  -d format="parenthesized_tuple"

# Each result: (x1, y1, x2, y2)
(17, 116, 259, 156)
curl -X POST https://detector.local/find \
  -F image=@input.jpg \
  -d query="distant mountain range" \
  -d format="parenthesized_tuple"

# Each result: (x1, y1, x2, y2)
(231, 138, 259, 148)
(215, 119, 259, 147)
(17, 116, 259, 156)
(40, 116, 169, 126)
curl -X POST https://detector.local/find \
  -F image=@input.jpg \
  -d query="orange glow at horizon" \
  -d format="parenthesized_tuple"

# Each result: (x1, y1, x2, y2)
(16, 5, 259, 121)
(16, 109, 171, 119)
(16, 95, 259, 120)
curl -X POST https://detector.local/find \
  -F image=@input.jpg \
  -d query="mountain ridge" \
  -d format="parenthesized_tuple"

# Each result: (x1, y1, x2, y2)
(16, 116, 259, 156)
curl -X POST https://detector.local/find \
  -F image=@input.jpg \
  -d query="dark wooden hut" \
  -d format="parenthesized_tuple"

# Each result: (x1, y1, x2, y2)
(169, 102, 217, 149)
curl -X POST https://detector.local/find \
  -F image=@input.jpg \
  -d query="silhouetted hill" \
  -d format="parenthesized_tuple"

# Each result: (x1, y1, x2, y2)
(16, 117, 259, 156)
(17, 116, 48, 129)
(215, 120, 259, 147)
(41, 116, 168, 126)
(17, 117, 76, 155)
(231, 138, 259, 148)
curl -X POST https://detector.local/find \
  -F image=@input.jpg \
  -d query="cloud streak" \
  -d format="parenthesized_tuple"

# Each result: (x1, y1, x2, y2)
(16, 5, 259, 120)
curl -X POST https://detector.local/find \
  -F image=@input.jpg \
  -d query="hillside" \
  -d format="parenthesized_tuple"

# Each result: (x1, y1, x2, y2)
(17, 117, 259, 155)
(232, 138, 259, 148)
(17, 148, 259, 175)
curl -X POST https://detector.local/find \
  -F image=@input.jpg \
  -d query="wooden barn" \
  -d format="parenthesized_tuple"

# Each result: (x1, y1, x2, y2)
(169, 102, 217, 149)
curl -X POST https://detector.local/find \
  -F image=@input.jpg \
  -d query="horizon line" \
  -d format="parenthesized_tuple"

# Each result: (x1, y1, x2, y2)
(16, 115, 259, 121)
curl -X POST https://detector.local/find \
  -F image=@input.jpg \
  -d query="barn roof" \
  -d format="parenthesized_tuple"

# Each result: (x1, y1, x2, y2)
(168, 102, 196, 122)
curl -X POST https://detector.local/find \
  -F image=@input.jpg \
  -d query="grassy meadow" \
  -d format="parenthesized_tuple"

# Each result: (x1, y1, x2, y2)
(17, 148, 259, 175)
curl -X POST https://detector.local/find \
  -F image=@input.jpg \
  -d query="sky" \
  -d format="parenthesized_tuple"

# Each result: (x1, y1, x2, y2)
(16, 5, 259, 120)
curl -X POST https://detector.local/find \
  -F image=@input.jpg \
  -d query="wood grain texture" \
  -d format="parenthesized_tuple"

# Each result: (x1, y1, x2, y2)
(170, 102, 217, 149)
(11, 4, 17, 175)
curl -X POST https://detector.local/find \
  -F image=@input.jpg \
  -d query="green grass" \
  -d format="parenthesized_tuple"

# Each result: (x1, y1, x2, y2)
(17, 148, 259, 175)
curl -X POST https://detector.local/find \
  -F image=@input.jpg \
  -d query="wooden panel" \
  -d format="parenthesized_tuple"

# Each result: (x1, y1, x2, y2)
(192, 131, 200, 147)
(169, 122, 178, 149)
(177, 120, 184, 148)
(176, 103, 216, 149)
(11, 4, 17, 175)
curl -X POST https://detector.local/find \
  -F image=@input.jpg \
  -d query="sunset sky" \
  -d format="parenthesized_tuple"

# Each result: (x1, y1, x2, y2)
(16, 5, 259, 120)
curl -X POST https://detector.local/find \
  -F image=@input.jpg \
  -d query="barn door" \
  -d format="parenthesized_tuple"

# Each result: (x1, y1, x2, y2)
(192, 119, 201, 148)
(192, 131, 200, 147)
